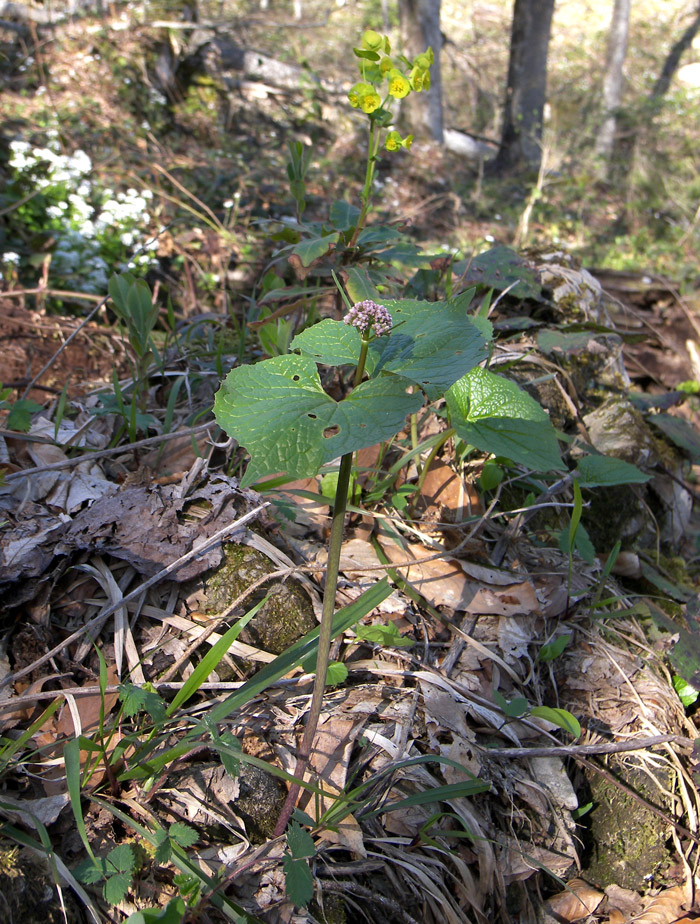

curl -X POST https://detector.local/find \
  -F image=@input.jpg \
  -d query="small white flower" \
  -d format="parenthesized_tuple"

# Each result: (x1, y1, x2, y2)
(2, 252, 20, 266)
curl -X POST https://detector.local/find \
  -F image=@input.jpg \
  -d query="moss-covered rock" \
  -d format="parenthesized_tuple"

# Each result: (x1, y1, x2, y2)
(203, 543, 317, 656)
(0, 844, 84, 923)
(583, 756, 674, 890)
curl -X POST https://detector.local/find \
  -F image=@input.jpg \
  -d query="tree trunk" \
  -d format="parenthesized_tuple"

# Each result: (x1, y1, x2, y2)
(493, 0, 555, 173)
(398, 0, 444, 143)
(650, 4, 700, 102)
(595, 0, 631, 162)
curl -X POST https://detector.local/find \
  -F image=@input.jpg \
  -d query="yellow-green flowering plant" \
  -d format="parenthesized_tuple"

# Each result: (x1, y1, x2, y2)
(253, 30, 436, 360)
(347, 29, 433, 240)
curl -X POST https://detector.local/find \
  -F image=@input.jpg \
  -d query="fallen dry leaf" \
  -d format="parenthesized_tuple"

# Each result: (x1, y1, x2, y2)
(414, 460, 482, 521)
(605, 913, 626, 924)
(0, 792, 70, 829)
(0, 473, 262, 592)
(55, 664, 120, 738)
(545, 878, 605, 921)
(632, 885, 691, 924)
(300, 710, 367, 857)
(378, 533, 540, 616)
(604, 884, 643, 920)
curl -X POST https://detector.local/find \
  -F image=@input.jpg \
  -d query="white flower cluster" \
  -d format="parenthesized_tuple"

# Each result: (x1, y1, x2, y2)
(344, 299, 393, 337)
(9, 140, 91, 187)
(6, 138, 159, 292)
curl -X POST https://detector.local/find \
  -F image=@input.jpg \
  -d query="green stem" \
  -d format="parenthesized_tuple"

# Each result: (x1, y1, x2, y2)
(274, 337, 370, 836)
(348, 119, 381, 248)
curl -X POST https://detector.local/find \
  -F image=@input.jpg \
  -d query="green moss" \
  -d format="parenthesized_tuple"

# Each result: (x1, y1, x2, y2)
(0, 844, 83, 923)
(582, 484, 646, 550)
(204, 543, 317, 657)
(584, 757, 673, 890)
(234, 762, 288, 843)
(310, 890, 348, 924)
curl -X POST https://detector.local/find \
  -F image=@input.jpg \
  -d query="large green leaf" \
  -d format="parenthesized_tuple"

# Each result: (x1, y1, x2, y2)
(455, 245, 542, 300)
(329, 200, 361, 231)
(292, 319, 362, 367)
(446, 366, 562, 471)
(214, 354, 421, 484)
(650, 413, 700, 463)
(344, 266, 380, 303)
(290, 232, 340, 267)
(369, 298, 487, 397)
(574, 454, 650, 487)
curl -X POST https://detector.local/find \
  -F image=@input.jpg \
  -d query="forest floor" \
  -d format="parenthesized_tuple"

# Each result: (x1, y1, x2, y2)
(2, 6, 700, 924)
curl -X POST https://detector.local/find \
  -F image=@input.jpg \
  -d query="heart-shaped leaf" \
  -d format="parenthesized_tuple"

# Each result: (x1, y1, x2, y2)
(368, 297, 487, 397)
(214, 355, 421, 485)
(446, 366, 562, 472)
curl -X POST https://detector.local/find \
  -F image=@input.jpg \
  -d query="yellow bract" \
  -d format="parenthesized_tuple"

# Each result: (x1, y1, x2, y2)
(388, 70, 411, 99)
(385, 130, 412, 152)
(349, 82, 382, 114)
(360, 90, 381, 113)
(362, 29, 384, 52)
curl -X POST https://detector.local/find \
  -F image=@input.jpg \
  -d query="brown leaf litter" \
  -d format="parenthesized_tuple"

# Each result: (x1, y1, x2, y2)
(1, 259, 700, 923)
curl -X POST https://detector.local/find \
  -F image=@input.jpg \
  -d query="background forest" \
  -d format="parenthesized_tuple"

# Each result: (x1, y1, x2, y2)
(1, 0, 700, 300)
(2, 2, 700, 924)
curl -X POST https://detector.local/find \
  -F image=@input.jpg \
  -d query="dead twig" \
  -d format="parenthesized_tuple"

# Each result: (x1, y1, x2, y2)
(3, 422, 215, 480)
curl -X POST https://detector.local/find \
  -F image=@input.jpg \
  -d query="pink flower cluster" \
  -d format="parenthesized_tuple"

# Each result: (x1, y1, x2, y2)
(343, 299, 393, 337)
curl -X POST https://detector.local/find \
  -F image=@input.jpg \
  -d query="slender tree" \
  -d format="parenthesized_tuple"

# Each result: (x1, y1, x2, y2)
(595, 0, 631, 164)
(650, 3, 700, 103)
(399, 0, 444, 142)
(493, 0, 555, 173)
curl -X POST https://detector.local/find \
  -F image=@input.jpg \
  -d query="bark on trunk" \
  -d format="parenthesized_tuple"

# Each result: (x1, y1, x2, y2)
(595, 0, 631, 162)
(398, 0, 444, 143)
(650, 4, 700, 102)
(493, 0, 555, 173)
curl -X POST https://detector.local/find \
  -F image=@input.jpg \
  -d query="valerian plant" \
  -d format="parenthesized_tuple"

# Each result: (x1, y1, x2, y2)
(213, 31, 567, 850)
(215, 288, 564, 833)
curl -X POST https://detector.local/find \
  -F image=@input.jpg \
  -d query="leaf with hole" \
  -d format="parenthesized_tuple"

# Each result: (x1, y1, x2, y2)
(292, 319, 362, 367)
(214, 354, 421, 485)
